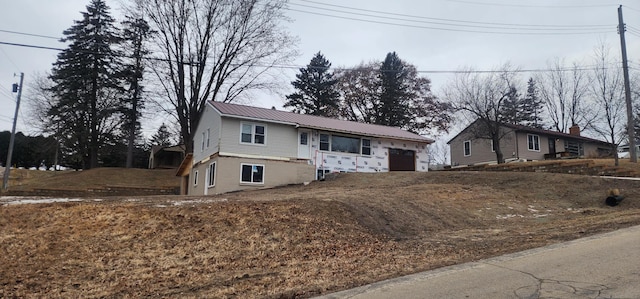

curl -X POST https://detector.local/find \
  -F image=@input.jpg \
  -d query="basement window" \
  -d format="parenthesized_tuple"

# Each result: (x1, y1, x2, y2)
(241, 163, 264, 184)
(193, 170, 199, 186)
(207, 162, 216, 187)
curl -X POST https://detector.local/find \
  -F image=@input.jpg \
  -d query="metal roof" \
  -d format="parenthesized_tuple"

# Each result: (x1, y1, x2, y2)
(210, 101, 433, 143)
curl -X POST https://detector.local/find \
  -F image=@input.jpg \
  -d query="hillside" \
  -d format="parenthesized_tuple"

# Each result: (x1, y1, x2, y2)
(1, 171, 640, 298)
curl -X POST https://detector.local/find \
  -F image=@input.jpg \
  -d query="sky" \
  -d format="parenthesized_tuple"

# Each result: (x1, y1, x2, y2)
(2, 0, 640, 143)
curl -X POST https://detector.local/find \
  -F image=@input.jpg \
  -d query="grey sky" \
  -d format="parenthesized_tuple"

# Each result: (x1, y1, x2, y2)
(1, 0, 640, 138)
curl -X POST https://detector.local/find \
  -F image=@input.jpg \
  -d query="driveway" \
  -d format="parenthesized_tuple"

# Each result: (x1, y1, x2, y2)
(316, 225, 640, 299)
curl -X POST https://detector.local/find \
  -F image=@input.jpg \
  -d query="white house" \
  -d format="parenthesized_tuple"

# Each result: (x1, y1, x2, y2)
(177, 101, 434, 195)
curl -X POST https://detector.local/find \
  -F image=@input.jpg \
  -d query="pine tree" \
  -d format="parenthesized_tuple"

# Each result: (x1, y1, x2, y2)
(150, 123, 173, 147)
(376, 52, 412, 128)
(521, 78, 544, 128)
(121, 16, 152, 168)
(284, 52, 340, 117)
(49, 0, 122, 169)
(499, 86, 521, 125)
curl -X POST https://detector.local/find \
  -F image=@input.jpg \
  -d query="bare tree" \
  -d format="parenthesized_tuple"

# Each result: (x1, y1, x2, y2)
(444, 64, 519, 164)
(336, 62, 381, 124)
(590, 45, 626, 165)
(131, 0, 297, 153)
(536, 58, 594, 133)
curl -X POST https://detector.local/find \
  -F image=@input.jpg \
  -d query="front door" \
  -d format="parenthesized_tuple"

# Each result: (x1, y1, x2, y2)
(297, 130, 311, 159)
(548, 138, 556, 154)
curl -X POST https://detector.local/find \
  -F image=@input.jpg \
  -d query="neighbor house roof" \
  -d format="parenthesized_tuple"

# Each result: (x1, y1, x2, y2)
(447, 119, 611, 146)
(210, 101, 433, 143)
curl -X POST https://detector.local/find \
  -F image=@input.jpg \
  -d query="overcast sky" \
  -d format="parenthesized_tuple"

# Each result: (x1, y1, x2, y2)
(2, 0, 640, 140)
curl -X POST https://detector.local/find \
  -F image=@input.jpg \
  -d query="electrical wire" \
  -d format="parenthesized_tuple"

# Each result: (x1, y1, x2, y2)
(444, 0, 614, 9)
(0, 29, 60, 40)
(293, 0, 613, 28)
(288, 2, 612, 32)
(0, 46, 21, 71)
(286, 8, 613, 35)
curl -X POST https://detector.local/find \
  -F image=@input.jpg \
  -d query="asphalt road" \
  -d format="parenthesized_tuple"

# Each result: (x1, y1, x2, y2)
(316, 225, 640, 299)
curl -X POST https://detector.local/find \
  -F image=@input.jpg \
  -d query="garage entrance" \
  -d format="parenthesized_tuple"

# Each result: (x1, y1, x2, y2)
(389, 148, 415, 171)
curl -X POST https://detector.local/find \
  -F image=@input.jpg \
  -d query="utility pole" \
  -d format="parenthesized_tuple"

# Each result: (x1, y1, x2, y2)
(2, 72, 24, 190)
(618, 5, 637, 163)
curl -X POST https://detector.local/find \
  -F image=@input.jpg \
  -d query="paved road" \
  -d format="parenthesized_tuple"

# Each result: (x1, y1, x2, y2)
(316, 225, 640, 299)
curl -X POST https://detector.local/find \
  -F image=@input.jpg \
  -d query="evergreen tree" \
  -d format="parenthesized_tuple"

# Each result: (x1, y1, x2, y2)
(521, 78, 544, 128)
(498, 78, 543, 127)
(284, 52, 340, 117)
(48, 0, 122, 169)
(376, 52, 412, 128)
(150, 123, 174, 147)
(121, 16, 152, 168)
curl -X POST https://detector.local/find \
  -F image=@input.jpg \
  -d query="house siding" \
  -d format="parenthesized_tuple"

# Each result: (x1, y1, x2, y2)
(450, 129, 517, 166)
(191, 156, 315, 195)
(219, 117, 298, 158)
(193, 104, 222, 164)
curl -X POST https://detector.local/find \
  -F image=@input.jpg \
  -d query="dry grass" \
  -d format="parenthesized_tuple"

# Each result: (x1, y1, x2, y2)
(2, 171, 640, 298)
(3, 168, 180, 191)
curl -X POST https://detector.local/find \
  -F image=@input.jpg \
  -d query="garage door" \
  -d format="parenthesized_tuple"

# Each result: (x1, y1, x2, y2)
(389, 148, 415, 171)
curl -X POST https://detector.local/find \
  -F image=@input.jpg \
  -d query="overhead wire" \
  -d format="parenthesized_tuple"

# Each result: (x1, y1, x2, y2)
(293, 0, 612, 28)
(285, 8, 613, 35)
(288, 2, 612, 32)
(444, 0, 614, 9)
(0, 29, 60, 40)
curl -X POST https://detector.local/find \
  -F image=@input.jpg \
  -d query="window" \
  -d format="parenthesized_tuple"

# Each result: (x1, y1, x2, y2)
(464, 140, 471, 157)
(528, 134, 540, 151)
(206, 128, 210, 148)
(201, 132, 205, 152)
(331, 135, 360, 154)
(207, 162, 216, 187)
(320, 134, 330, 151)
(362, 139, 371, 155)
(490, 139, 495, 152)
(193, 170, 199, 186)
(240, 123, 266, 145)
(241, 164, 264, 184)
(300, 132, 308, 145)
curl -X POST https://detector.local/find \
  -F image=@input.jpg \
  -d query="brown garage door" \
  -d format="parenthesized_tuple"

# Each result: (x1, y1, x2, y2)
(389, 148, 415, 171)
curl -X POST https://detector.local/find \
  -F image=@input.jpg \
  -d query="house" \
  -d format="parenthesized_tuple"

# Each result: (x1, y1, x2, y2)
(148, 144, 186, 169)
(448, 120, 613, 166)
(178, 101, 434, 195)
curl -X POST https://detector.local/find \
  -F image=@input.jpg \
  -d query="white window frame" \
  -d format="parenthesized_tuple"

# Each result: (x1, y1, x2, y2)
(193, 170, 199, 186)
(490, 139, 495, 152)
(528, 134, 540, 151)
(240, 163, 265, 184)
(463, 140, 471, 157)
(206, 128, 210, 148)
(207, 162, 216, 187)
(361, 138, 371, 155)
(240, 122, 267, 146)
(200, 132, 205, 152)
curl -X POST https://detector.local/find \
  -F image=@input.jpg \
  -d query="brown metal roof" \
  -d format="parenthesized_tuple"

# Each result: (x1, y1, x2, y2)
(210, 101, 434, 143)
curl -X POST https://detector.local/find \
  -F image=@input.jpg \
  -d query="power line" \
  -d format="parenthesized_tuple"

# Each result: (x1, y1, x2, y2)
(0, 46, 21, 71)
(286, 8, 613, 35)
(0, 38, 628, 75)
(293, 0, 612, 28)
(0, 29, 60, 40)
(622, 5, 640, 13)
(288, 2, 612, 32)
(444, 0, 613, 9)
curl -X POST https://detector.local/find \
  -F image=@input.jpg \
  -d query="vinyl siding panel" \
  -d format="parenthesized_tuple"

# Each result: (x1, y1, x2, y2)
(192, 104, 222, 163)
(219, 117, 298, 158)
(449, 129, 517, 166)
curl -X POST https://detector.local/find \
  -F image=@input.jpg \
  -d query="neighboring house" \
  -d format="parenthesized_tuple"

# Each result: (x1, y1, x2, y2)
(178, 101, 434, 195)
(148, 145, 186, 169)
(617, 143, 640, 159)
(448, 120, 613, 166)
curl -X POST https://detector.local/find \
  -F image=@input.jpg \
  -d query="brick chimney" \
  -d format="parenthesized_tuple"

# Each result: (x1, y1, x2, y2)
(569, 124, 580, 136)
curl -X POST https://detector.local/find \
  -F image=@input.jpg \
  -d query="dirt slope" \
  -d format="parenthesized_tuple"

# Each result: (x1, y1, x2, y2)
(1, 171, 640, 298)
